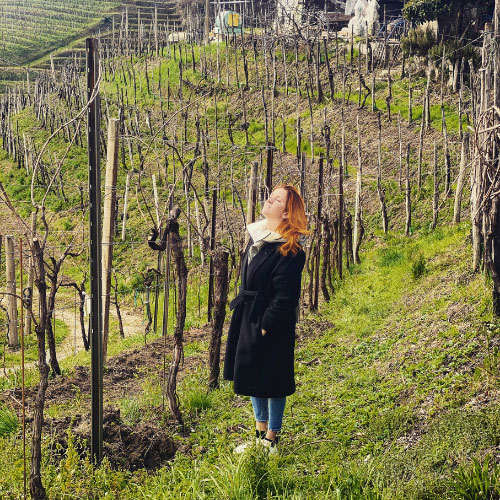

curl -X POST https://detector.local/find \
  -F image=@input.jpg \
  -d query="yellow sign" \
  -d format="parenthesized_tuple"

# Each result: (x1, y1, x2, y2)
(228, 13, 239, 27)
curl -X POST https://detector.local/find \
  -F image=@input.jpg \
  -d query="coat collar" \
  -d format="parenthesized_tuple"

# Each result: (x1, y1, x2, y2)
(244, 241, 281, 289)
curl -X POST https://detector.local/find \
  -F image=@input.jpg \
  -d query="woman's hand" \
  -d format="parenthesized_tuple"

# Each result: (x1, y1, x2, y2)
(261, 329, 267, 336)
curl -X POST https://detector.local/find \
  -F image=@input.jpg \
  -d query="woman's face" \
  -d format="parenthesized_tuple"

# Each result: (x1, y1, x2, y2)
(262, 187, 289, 222)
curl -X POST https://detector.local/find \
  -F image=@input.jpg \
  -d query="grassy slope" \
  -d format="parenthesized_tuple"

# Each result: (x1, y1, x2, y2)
(0, 31, 496, 499)
(2, 222, 499, 499)
(0, 0, 119, 66)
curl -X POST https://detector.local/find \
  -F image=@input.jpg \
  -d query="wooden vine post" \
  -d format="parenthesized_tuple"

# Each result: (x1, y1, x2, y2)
(453, 134, 468, 224)
(376, 113, 388, 233)
(207, 189, 217, 323)
(338, 129, 344, 280)
(24, 213, 36, 339)
(245, 161, 258, 247)
(102, 118, 119, 362)
(353, 115, 363, 264)
(6, 235, 18, 347)
(30, 238, 49, 500)
(313, 155, 324, 309)
(405, 144, 412, 236)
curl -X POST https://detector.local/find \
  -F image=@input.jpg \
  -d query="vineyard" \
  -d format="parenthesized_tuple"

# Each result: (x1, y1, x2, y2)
(0, 0, 119, 65)
(0, 0, 181, 92)
(1, 0, 500, 499)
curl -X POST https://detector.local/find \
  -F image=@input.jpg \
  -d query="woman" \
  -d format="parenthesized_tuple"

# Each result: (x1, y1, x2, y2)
(223, 184, 309, 453)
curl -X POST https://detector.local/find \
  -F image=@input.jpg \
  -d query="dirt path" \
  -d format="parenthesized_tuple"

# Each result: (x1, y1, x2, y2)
(1, 302, 144, 376)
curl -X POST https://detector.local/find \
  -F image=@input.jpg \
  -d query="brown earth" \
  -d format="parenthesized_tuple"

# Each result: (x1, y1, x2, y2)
(0, 315, 331, 470)
(0, 323, 211, 470)
(46, 407, 181, 471)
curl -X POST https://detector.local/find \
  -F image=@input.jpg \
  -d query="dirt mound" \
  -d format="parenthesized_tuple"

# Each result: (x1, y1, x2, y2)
(48, 407, 179, 470)
(6, 339, 167, 410)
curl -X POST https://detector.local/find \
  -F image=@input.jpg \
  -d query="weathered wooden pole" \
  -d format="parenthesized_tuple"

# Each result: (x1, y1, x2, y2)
(266, 143, 274, 196)
(431, 140, 439, 230)
(398, 112, 403, 189)
(102, 118, 119, 363)
(195, 196, 205, 265)
(121, 170, 131, 241)
(405, 144, 412, 236)
(19, 237, 26, 500)
(24, 213, 36, 339)
(6, 235, 18, 347)
(246, 161, 258, 227)
(408, 54, 413, 125)
(416, 99, 424, 189)
(300, 152, 306, 200)
(207, 189, 217, 323)
(376, 113, 388, 233)
(453, 134, 468, 224)
(353, 116, 363, 264)
(442, 107, 451, 198)
(491, 0, 500, 314)
(313, 156, 324, 309)
(338, 138, 344, 280)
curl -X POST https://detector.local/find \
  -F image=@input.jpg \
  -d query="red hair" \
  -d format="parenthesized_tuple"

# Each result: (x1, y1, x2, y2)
(274, 184, 310, 257)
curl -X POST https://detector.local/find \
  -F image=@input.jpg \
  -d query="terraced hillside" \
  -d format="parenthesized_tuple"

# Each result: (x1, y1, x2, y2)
(0, 0, 182, 92)
(0, 0, 119, 66)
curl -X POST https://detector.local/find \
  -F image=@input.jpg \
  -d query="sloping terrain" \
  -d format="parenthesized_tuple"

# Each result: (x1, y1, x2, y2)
(2, 222, 498, 499)
(0, 6, 496, 498)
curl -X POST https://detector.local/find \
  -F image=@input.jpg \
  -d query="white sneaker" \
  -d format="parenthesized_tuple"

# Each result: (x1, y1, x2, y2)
(234, 437, 261, 454)
(261, 437, 279, 454)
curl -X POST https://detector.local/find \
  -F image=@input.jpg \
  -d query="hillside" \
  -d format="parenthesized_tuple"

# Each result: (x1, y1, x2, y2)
(2, 221, 498, 499)
(1, 3, 499, 499)
(0, 0, 182, 91)
(0, 0, 119, 65)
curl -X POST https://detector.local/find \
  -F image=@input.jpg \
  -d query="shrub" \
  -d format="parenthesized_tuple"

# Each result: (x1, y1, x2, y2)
(402, 0, 452, 25)
(401, 27, 437, 58)
(411, 253, 426, 279)
(428, 40, 481, 67)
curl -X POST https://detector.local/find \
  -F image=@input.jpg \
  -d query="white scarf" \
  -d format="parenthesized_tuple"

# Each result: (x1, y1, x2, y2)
(246, 218, 286, 264)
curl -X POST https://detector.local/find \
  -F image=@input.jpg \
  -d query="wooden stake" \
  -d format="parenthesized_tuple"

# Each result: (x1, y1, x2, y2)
(453, 134, 468, 224)
(405, 144, 411, 236)
(353, 115, 363, 264)
(102, 118, 119, 363)
(431, 140, 439, 230)
(6, 235, 18, 347)
(376, 113, 388, 233)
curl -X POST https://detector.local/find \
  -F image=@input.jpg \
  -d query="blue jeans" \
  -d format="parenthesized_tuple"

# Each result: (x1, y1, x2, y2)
(250, 396, 287, 432)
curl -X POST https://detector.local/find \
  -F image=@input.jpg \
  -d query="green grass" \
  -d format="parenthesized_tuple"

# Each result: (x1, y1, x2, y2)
(0, 403, 18, 437)
(1, 222, 498, 500)
(0, 315, 69, 368)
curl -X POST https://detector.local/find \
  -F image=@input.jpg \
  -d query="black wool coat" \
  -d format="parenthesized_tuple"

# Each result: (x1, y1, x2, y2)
(223, 238, 306, 397)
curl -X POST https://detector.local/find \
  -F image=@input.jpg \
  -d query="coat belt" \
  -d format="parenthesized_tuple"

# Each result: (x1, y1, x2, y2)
(229, 288, 264, 324)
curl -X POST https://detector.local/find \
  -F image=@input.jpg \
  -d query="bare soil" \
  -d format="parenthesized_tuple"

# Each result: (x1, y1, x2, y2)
(46, 407, 182, 471)
(1, 323, 211, 470)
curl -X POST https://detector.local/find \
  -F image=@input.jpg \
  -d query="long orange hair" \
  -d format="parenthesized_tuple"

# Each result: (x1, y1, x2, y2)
(273, 184, 310, 257)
